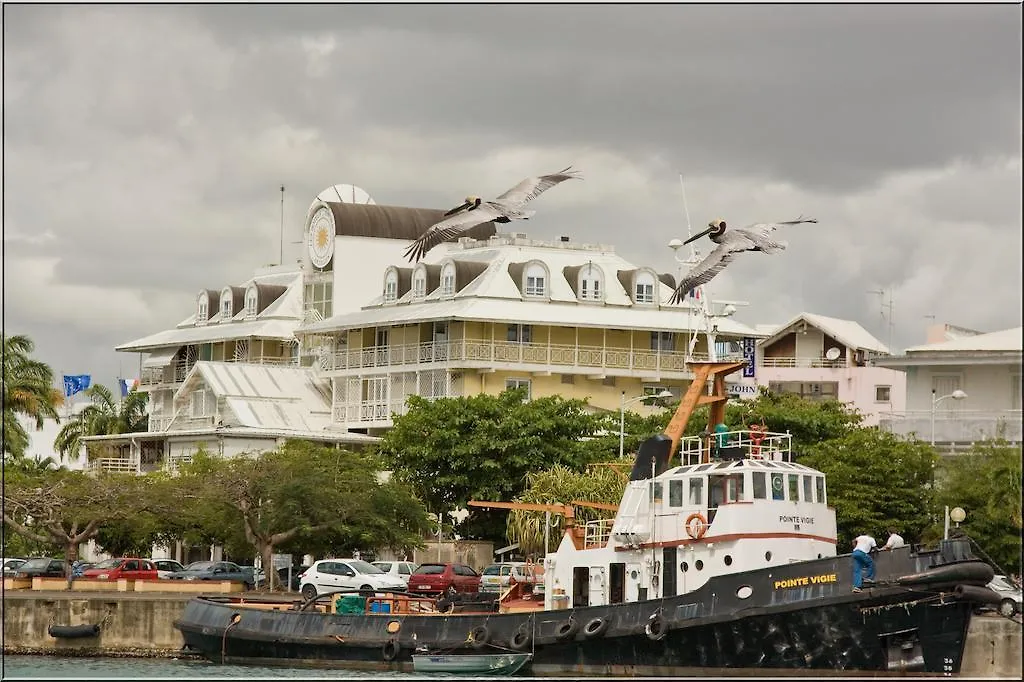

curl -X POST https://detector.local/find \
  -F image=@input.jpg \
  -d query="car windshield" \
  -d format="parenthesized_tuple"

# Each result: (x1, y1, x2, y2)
(93, 558, 123, 569)
(21, 558, 50, 570)
(991, 576, 1017, 591)
(349, 560, 384, 574)
(413, 564, 445, 575)
(482, 565, 502, 576)
(184, 562, 215, 571)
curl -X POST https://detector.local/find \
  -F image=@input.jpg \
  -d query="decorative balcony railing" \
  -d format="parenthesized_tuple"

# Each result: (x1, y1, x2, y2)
(760, 357, 846, 369)
(324, 340, 743, 374)
(879, 410, 1022, 444)
(90, 458, 139, 474)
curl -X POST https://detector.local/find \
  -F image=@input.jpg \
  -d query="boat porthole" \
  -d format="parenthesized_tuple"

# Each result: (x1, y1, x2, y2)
(631, 570, 639, 580)
(736, 585, 753, 599)
(386, 621, 400, 634)
(765, 551, 772, 562)
(724, 555, 733, 566)
(695, 560, 704, 571)
(680, 562, 689, 573)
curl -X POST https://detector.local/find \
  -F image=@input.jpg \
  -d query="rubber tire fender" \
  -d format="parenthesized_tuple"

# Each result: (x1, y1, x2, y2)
(48, 624, 101, 639)
(469, 625, 490, 649)
(510, 624, 532, 651)
(583, 616, 610, 638)
(645, 613, 668, 641)
(555, 618, 579, 641)
(381, 638, 400, 661)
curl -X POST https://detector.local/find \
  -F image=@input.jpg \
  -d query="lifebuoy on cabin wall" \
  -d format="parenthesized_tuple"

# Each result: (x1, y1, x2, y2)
(684, 512, 708, 540)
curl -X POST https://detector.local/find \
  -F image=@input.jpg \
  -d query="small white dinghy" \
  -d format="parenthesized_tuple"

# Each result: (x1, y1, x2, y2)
(411, 652, 533, 675)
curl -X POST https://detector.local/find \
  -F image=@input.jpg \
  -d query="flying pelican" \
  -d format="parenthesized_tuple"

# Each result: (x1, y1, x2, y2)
(403, 166, 582, 262)
(667, 216, 818, 304)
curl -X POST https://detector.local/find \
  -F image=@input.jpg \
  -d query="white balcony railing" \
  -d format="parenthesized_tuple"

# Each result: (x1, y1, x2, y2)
(879, 410, 1023, 444)
(90, 458, 140, 474)
(760, 357, 846, 369)
(324, 340, 742, 374)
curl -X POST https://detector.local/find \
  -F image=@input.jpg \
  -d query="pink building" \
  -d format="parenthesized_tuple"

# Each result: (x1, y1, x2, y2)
(750, 313, 906, 426)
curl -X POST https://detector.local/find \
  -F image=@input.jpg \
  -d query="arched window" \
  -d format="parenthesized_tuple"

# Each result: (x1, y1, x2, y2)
(634, 270, 657, 305)
(245, 285, 259, 319)
(220, 288, 233, 319)
(383, 268, 399, 303)
(412, 266, 427, 299)
(197, 292, 209, 324)
(440, 262, 456, 297)
(523, 261, 548, 298)
(578, 263, 603, 302)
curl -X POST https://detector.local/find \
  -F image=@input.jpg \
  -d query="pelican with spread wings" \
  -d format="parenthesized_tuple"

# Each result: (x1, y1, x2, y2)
(667, 216, 818, 304)
(403, 166, 582, 262)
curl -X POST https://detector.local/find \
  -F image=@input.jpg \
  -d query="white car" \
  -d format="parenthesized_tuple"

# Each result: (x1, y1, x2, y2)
(151, 559, 185, 580)
(299, 559, 406, 600)
(371, 561, 416, 587)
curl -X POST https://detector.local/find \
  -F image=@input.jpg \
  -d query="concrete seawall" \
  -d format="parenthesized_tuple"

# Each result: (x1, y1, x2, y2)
(3, 591, 1021, 675)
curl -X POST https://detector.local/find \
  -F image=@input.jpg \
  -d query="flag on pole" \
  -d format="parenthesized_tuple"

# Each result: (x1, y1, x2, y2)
(119, 377, 139, 397)
(63, 375, 92, 398)
(689, 287, 701, 301)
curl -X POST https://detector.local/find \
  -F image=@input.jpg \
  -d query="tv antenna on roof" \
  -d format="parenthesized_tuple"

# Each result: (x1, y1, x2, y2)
(867, 288, 895, 350)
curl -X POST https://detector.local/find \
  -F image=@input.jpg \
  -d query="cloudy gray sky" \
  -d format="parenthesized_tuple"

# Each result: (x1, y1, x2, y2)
(4, 4, 1022, 418)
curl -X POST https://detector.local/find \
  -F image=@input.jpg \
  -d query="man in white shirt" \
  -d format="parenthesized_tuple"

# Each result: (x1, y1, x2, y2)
(882, 528, 905, 550)
(851, 534, 877, 592)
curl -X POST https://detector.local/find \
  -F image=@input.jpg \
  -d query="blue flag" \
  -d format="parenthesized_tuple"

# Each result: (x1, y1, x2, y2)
(63, 374, 91, 398)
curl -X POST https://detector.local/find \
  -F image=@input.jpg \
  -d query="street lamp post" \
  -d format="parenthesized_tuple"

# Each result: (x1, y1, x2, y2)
(930, 388, 968, 446)
(620, 390, 673, 459)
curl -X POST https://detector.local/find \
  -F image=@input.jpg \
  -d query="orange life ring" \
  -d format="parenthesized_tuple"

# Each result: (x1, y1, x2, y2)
(684, 513, 708, 540)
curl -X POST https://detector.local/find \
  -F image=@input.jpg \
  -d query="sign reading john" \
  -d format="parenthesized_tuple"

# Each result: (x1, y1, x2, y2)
(742, 337, 756, 378)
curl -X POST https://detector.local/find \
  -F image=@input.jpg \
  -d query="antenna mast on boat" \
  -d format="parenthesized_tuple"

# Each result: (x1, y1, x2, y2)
(675, 173, 717, 361)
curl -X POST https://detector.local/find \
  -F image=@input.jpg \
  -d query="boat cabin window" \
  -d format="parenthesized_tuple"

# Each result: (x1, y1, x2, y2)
(688, 477, 704, 506)
(709, 473, 745, 506)
(649, 481, 663, 504)
(788, 474, 800, 501)
(752, 471, 767, 499)
(669, 479, 684, 507)
(693, 464, 712, 472)
(802, 475, 812, 502)
(816, 476, 826, 504)
(771, 473, 785, 500)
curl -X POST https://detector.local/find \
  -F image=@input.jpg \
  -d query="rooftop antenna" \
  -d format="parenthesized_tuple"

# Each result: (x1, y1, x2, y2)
(867, 288, 895, 350)
(279, 185, 285, 265)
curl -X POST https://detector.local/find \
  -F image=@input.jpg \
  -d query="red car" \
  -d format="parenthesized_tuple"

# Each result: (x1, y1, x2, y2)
(408, 562, 480, 595)
(82, 558, 158, 581)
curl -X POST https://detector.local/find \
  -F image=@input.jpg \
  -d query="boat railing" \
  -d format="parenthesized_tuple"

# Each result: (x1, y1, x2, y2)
(678, 429, 793, 464)
(360, 594, 439, 615)
(584, 518, 614, 549)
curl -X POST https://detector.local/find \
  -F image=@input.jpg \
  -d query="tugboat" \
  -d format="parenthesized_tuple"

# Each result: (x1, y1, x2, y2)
(174, 361, 1000, 675)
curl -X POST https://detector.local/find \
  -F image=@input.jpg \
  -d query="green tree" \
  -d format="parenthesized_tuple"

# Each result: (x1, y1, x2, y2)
(180, 441, 430, 590)
(378, 389, 604, 541)
(53, 384, 149, 461)
(933, 440, 1022, 575)
(2, 334, 63, 460)
(505, 464, 626, 555)
(798, 428, 936, 549)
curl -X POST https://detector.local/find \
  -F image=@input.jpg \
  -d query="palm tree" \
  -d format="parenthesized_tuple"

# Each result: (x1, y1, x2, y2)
(54, 384, 149, 461)
(2, 334, 63, 460)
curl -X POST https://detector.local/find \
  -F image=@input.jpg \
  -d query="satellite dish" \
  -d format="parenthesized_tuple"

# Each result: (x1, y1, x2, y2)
(314, 184, 376, 206)
(825, 348, 841, 361)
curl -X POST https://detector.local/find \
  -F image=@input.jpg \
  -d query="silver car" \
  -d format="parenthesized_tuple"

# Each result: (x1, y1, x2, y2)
(987, 575, 1022, 617)
(371, 561, 416, 587)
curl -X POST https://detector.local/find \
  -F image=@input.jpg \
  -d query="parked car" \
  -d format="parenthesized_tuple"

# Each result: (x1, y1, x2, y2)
(987, 575, 1022, 617)
(408, 562, 480, 596)
(152, 559, 185, 579)
(166, 561, 256, 589)
(371, 560, 416, 587)
(478, 562, 545, 593)
(2, 557, 27, 577)
(14, 557, 66, 579)
(82, 558, 158, 581)
(299, 559, 406, 600)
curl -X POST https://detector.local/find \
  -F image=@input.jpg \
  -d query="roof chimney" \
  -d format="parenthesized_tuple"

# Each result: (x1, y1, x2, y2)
(559, 236, 570, 242)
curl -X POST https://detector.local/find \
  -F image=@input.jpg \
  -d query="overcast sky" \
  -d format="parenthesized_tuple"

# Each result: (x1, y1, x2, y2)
(3, 4, 1022, 431)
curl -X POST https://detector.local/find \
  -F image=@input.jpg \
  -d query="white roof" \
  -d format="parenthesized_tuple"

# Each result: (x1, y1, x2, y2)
(760, 312, 889, 354)
(116, 318, 298, 352)
(82, 427, 378, 445)
(904, 327, 1022, 353)
(174, 362, 334, 433)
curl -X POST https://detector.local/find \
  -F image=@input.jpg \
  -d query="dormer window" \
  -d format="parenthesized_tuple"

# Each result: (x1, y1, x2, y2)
(412, 269, 426, 299)
(220, 287, 233, 319)
(523, 262, 548, 298)
(197, 292, 209, 324)
(440, 262, 456, 297)
(634, 271, 656, 304)
(579, 264, 603, 302)
(245, 286, 258, 319)
(383, 269, 399, 303)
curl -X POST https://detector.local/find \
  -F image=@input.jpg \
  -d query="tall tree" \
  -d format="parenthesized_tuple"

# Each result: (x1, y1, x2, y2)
(2, 334, 63, 460)
(378, 389, 605, 541)
(53, 384, 148, 461)
(180, 440, 430, 590)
